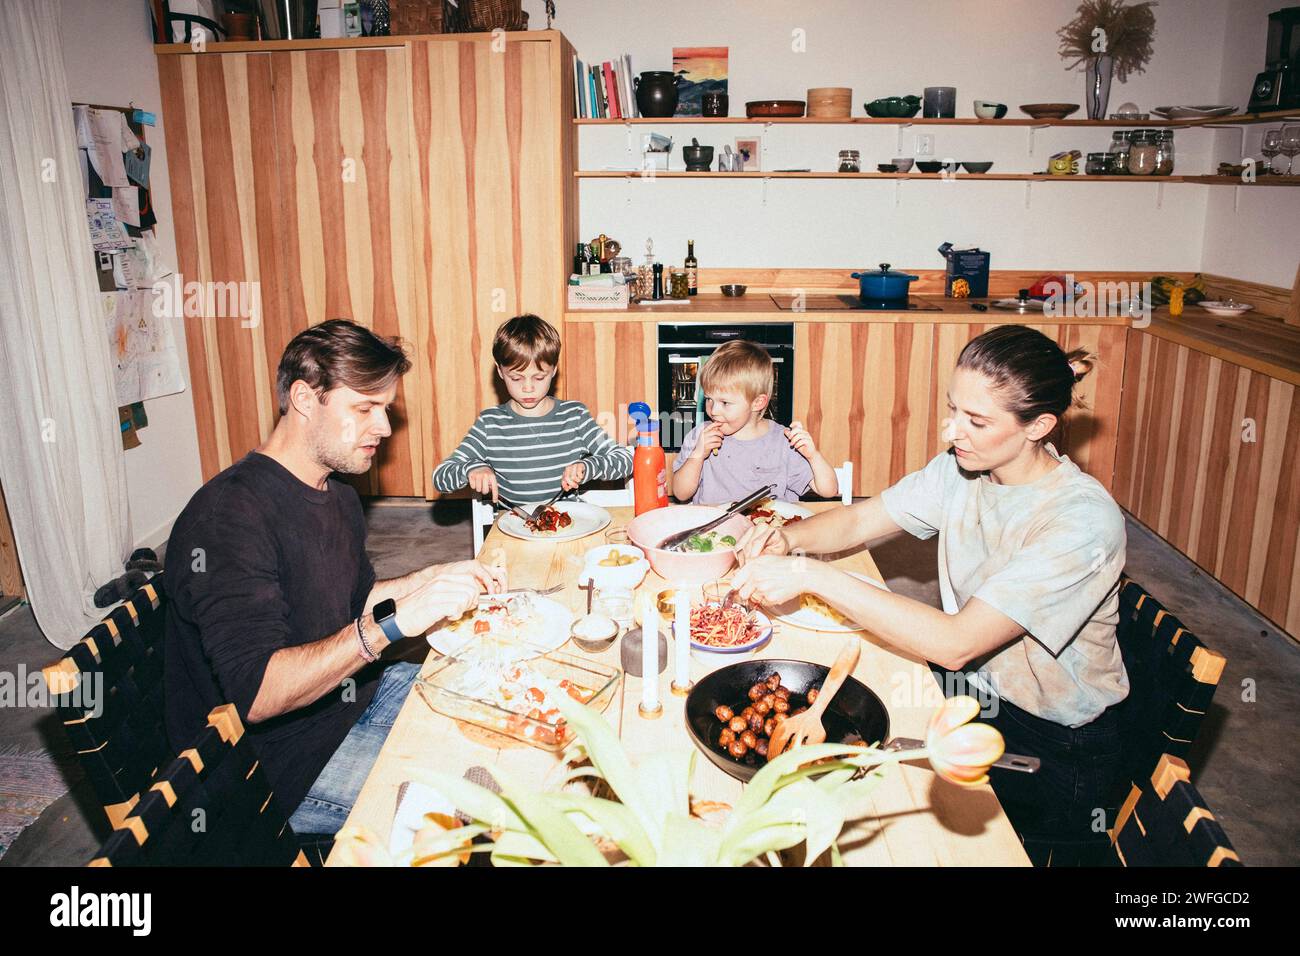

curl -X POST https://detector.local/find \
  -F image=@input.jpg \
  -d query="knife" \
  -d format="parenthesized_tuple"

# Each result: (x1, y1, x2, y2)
(882, 736, 1040, 773)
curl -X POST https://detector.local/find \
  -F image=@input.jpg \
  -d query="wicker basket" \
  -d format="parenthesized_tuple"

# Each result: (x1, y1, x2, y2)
(390, 0, 446, 35)
(458, 0, 527, 32)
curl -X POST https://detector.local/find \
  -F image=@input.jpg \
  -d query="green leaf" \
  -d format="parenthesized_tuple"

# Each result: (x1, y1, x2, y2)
(549, 793, 656, 866)
(487, 764, 609, 867)
(659, 813, 720, 866)
(729, 742, 864, 824)
(555, 694, 664, 844)
(406, 768, 527, 832)
(489, 829, 558, 864)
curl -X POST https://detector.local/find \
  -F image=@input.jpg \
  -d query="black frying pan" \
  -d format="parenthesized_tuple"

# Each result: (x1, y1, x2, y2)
(684, 659, 890, 782)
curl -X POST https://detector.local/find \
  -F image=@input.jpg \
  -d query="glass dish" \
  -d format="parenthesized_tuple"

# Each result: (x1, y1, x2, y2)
(415, 650, 621, 752)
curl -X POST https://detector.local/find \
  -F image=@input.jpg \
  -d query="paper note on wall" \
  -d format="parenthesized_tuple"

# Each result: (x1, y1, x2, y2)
(111, 186, 140, 227)
(103, 290, 185, 405)
(84, 108, 135, 187)
(87, 198, 133, 250)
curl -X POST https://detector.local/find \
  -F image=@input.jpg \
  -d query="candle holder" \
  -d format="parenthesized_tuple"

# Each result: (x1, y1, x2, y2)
(620, 627, 668, 677)
(670, 679, 694, 697)
(637, 701, 664, 720)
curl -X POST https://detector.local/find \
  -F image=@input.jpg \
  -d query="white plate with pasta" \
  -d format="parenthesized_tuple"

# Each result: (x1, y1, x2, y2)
(745, 498, 814, 529)
(770, 571, 886, 633)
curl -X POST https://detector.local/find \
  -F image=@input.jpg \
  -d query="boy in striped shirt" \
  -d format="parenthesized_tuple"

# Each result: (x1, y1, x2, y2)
(432, 315, 633, 505)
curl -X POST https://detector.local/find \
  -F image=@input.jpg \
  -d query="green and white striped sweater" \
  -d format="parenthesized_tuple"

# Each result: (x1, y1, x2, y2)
(432, 400, 633, 505)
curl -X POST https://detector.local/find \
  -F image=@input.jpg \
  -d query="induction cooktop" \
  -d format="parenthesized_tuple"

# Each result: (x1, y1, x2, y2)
(768, 294, 944, 312)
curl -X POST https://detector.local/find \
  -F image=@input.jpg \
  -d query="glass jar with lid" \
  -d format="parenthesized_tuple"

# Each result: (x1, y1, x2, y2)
(1128, 130, 1159, 175)
(838, 149, 861, 173)
(1109, 130, 1131, 174)
(1086, 152, 1108, 175)
(1153, 130, 1175, 175)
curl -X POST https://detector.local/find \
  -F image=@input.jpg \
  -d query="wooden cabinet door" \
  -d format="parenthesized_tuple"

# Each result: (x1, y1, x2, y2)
(407, 38, 567, 497)
(268, 47, 423, 496)
(159, 47, 424, 495)
(795, 323, 933, 497)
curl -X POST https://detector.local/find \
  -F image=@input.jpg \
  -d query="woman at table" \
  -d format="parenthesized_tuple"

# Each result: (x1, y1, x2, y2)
(732, 325, 1128, 866)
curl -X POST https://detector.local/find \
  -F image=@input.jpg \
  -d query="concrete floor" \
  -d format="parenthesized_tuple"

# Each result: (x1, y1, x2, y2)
(1, 498, 1296, 865)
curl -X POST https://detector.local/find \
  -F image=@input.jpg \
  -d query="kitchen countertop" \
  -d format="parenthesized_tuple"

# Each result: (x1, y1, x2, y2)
(1138, 307, 1300, 386)
(565, 293, 1133, 326)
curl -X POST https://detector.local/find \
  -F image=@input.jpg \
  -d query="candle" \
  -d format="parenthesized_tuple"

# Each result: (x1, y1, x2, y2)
(671, 584, 692, 695)
(638, 592, 661, 716)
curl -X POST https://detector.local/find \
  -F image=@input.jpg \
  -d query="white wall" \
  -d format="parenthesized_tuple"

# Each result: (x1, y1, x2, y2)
(60, 0, 203, 549)
(531, 0, 1293, 287)
(1201, 0, 1300, 288)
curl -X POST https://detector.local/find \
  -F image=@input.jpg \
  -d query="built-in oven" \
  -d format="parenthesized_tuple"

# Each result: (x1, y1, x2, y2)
(656, 323, 795, 452)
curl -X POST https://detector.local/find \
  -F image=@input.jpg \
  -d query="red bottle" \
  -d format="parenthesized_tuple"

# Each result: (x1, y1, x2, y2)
(629, 402, 668, 515)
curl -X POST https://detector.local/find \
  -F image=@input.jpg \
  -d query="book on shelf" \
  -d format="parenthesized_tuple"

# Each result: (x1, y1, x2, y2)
(573, 53, 639, 119)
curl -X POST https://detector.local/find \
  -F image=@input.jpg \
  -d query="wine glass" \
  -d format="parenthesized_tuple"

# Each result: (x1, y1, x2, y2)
(1261, 129, 1282, 175)
(1280, 125, 1300, 175)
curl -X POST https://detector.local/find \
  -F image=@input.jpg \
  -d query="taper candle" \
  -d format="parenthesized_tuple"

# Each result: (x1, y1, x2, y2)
(671, 584, 692, 695)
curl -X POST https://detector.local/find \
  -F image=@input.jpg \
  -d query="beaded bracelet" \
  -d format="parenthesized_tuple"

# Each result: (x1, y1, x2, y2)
(355, 616, 379, 663)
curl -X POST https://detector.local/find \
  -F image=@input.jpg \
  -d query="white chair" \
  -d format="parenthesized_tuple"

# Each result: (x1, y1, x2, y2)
(577, 479, 635, 508)
(834, 460, 853, 505)
(470, 497, 496, 557)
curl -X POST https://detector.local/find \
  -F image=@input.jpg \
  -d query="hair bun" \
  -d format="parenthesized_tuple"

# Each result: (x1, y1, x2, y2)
(1065, 350, 1095, 383)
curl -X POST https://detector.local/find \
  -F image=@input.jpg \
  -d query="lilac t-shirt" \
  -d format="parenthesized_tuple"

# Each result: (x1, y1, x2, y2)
(673, 420, 813, 505)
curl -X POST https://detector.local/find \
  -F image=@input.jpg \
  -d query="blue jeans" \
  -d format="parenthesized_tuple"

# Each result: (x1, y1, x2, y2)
(288, 661, 419, 836)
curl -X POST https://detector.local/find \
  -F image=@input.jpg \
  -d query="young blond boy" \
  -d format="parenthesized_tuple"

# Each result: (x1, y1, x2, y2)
(433, 314, 632, 505)
(671, 339, 838, 504)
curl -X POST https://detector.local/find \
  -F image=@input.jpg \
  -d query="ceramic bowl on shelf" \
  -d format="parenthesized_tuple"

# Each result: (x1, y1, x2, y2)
(973, 100, 1007, 119)
(1198, 300, 1254, 316)
(864, 95, 921, 118)
(891, 157, 915, 172)
(877, 163, 899, 173)
(720, 284, 747, 296)
(915, 160, 945, 173)
(961, 161, 994, 173)
(1019, 102, 1079, 120)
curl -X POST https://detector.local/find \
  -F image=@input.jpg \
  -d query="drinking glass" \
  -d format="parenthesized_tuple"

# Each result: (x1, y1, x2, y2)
(1280, 125, 1300, 174)
(605, 527, 630, 546)
(1261, 129, 1282, 175)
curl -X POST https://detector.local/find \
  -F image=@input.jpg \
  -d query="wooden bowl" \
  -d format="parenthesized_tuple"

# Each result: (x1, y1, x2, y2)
(1019, 103, 1079, 120)
(746, 99, 806, 118)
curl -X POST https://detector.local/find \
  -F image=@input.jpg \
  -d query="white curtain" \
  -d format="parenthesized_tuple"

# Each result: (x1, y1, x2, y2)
(0, 0, 132, 648)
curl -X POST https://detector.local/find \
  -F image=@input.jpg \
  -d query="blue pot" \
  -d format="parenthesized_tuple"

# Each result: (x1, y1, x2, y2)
(850, 263, 919, 300)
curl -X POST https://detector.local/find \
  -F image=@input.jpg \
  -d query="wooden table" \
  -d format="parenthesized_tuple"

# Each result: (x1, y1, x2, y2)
(328, 504, 1029, 866)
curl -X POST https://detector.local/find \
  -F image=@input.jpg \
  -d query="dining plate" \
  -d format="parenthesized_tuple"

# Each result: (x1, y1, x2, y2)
(690, 608, 775, 654)
(745, 498, 814, 529)
(684, 659, 891, 782)
(496, 501, 611, 543)
(770, 571, 886, 633)
(1198, 301, 1254, 316)
(425, 592, 575, 659)
(1152, 105, 1236, 119)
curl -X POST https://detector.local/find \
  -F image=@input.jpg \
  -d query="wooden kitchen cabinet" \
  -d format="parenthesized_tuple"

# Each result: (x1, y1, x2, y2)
(1114, 330, 1299, 636)
(795, 321, 1125, 496)
(157, 33, 578, 497)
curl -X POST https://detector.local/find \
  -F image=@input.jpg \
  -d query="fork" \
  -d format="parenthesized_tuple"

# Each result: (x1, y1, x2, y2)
(768, 640, 861, 759)
(509, 490, 564, 522)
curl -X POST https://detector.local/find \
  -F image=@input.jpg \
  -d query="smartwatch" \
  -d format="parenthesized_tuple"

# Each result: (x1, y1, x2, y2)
(372, 598, 406, 644)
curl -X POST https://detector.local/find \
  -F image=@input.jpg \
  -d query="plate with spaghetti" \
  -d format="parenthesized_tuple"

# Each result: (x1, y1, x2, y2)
(770, 571, 886, 633)
(689, 601, 774, 655)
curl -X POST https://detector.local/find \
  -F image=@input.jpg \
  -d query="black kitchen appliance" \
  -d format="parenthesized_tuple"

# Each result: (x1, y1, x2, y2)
(1248, 7, 1300, 112)
(657, 323, 794, 453)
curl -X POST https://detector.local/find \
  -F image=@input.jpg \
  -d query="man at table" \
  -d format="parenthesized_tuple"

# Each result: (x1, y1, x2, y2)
(165, 319, 506, 837)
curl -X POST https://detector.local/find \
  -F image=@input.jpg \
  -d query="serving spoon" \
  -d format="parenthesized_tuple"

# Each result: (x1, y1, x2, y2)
(768, 639, 861, 758)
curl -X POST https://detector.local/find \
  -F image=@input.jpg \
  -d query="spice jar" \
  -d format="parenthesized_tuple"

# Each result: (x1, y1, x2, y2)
(669, 267, 689, 299)
(1128, 130, 1159, 175)
(1154, 130, 1175, 175)
(1109, 131, 1131, 174)
(838, 149, 861, 173)
(1086, 152, 1108, 175)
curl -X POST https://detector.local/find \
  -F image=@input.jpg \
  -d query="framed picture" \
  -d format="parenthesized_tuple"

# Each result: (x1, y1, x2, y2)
(735, 136, 760, 172)
(671, 46, 728, 116)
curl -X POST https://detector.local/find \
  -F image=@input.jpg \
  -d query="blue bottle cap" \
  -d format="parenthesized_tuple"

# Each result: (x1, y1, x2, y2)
(629, 401, 658, 432)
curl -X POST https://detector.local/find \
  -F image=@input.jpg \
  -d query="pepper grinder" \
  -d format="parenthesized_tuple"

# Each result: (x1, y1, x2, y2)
(652, 262, 664, 300)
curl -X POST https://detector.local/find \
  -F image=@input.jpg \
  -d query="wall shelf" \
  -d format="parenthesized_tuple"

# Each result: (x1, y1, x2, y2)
(575, 170, 1300, 185)
(574, 109, 1300, 129)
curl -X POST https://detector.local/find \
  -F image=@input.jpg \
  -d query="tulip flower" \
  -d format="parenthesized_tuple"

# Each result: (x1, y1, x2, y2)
(331, 826, 395, 867)
(925, 695, 1006, 787)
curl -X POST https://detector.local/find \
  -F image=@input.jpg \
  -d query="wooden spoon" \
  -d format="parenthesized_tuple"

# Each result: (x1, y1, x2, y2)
(768, 639, 861, 758)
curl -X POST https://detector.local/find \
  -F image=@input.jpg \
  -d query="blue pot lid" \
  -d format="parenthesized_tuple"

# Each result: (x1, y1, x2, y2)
(857, 263, 917, 279)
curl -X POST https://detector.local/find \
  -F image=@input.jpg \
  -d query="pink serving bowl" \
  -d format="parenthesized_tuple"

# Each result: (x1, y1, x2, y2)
(626, 505, 753, 585)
